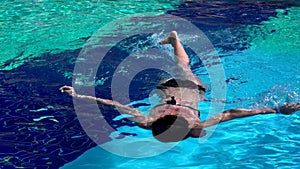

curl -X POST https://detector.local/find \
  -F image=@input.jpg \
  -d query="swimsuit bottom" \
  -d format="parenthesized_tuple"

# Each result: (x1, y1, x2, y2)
(156, 78, 206, 94)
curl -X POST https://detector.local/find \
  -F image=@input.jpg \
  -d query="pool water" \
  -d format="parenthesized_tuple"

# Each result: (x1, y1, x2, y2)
(1, 0, 300, 169)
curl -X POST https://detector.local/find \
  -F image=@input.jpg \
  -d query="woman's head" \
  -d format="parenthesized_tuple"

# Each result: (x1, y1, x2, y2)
(151, 115, 191, 142)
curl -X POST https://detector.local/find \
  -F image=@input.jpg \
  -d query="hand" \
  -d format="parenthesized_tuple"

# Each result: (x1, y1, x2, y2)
(279, 103, 300, 115)
(59, 86, 77, 96)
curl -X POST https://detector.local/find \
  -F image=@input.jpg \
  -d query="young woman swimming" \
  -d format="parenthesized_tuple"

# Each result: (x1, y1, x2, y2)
(60, 31, 300, 142)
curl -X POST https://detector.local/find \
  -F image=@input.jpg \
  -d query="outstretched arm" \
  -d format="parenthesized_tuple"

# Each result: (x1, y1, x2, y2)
(199, 103, 300, 128)
(59, 86, 143, 118)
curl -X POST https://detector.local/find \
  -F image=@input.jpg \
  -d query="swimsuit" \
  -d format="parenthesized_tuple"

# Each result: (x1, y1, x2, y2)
(151, 78, 206, 120)
(157, 78, 206, 94)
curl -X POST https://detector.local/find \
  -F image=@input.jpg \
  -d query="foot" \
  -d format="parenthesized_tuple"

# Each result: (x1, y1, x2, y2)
(159, 31, 179, 45)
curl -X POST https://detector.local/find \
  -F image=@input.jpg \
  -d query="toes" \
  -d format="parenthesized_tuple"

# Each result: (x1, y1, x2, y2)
(169, 31, 178, 39)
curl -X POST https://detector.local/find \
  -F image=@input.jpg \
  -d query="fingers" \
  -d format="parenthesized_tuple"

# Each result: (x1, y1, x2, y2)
(59, 86, 72, 92)
(279, 103, 300, 115)
(59, 86, 76, 96)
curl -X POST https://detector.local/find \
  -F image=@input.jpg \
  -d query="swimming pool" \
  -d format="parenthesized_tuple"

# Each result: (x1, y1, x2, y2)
(1, 0, 299, 168)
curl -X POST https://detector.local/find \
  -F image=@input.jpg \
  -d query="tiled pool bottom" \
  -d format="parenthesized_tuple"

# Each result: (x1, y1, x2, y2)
(0, 50, 97, 168)
(1, 45, 299, 169)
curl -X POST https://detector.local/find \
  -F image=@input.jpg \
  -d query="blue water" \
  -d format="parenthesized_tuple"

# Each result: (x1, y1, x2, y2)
(61, 50, 300, 169)
(1, 1, 300, 169)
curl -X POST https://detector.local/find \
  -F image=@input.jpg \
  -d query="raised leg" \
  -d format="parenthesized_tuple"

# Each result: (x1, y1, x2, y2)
(160, 31, 190, 65)
(160, 31, 204, 86)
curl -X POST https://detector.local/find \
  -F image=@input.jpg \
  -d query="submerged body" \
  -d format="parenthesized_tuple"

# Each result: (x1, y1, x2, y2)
(60, 31, 300, 142)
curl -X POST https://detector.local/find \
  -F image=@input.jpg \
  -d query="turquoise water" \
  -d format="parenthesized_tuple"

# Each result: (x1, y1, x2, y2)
(1, 1, 300, 169)
(63, 5, 300, 168)
(0, 0, 179, 70)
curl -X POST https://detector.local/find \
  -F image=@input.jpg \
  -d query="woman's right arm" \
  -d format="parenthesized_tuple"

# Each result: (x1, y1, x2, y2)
(60, 86, 144, 118)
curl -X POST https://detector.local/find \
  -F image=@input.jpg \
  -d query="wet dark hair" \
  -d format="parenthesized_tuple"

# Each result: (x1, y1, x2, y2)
(151, 115, 191, 142)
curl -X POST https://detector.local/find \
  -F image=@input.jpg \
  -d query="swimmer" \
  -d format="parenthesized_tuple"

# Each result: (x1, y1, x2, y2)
(60, 31, 300, 142)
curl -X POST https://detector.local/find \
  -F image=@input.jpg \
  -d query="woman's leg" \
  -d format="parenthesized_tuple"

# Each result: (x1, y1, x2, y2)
(160, 31, 189, 65)
(160, 31, 204, 86)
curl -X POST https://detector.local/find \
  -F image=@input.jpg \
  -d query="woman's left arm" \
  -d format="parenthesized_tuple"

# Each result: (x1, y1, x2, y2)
(60, 86, 144, 118)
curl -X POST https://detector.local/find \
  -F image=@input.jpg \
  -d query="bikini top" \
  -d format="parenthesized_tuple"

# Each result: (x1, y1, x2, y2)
(157, 96, 200, 116)
(150, 102, 200, 124)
